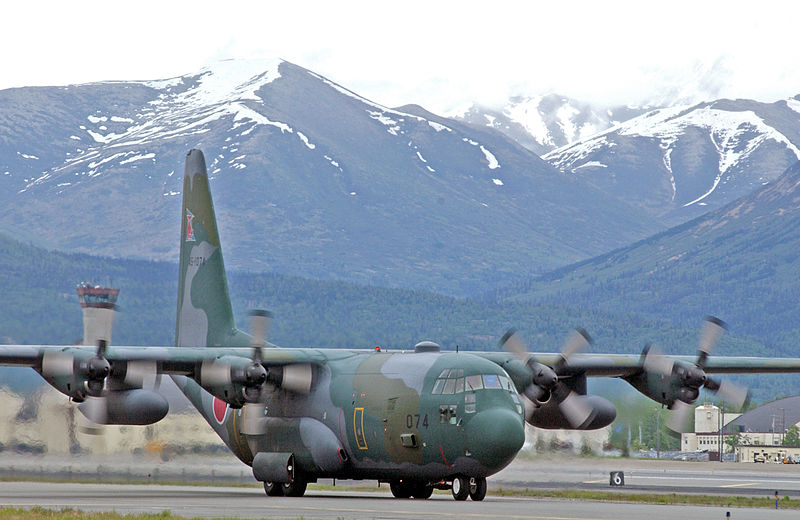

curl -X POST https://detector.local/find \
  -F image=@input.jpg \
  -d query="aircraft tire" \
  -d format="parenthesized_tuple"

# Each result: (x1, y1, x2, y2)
(451, 476, 469, 501)
(411, 482, 433, 499)
(263, 482, 282, 496)
(390, 481, 412, 498)
(468, 477, 487, 501)
(282, 475, 307, 497)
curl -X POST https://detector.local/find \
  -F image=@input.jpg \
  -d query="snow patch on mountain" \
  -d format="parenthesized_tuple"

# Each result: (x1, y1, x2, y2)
(480, 145, 500, 169)
(574, 161, 607, 170)
(503, 96, 552, 147)
(428, 121, 451, 132)
(368, 110, 401, 135)
(547, 104, 800, 177)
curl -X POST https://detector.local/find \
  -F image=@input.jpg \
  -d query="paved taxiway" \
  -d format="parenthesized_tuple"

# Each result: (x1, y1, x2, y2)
(498, 456, 800, 496)
(0, 481, 796, 520)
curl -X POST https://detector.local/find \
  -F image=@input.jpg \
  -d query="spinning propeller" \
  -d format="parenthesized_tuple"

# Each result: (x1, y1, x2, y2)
(643, 316, 749, 433)
(500, 327, 595, 428)
(243, 309, 270, 402)
(241, 310, 271, 436)
(78, 338, 162, 429)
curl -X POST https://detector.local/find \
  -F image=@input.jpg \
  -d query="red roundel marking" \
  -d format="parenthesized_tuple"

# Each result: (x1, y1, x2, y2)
(213, 397, 228, 424)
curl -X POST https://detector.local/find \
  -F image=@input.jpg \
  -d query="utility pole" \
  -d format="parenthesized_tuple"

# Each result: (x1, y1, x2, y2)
(656, 409, 661, 459)
(719, 403, 724, 463)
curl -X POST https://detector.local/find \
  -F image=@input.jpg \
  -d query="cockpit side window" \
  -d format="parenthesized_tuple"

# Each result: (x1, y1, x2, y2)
(498, 375, 514, 392)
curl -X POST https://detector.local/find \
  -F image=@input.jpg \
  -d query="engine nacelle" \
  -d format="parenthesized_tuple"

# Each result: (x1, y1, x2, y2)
(39, 349, 97, 401)
(77, 389, 169, 425)
(624, 360, 698, 407)
(528, 395, 616, 430)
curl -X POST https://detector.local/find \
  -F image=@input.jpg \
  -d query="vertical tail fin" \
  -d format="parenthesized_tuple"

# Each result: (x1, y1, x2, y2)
(175, 149, 245, 347)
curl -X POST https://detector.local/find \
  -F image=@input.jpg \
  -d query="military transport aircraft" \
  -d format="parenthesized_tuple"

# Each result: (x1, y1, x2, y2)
(3, 148, 800, 501)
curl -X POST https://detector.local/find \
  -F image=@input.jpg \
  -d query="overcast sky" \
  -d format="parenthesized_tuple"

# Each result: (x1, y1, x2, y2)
(3, 1, 798, 114)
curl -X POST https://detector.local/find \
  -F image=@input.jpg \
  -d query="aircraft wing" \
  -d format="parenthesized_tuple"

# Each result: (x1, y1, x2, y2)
(479, 351, 800, 378)
(0, 344, 331, 372)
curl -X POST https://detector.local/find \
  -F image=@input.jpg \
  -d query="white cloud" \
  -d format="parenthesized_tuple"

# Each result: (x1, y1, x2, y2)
(3, 0, 798, 113)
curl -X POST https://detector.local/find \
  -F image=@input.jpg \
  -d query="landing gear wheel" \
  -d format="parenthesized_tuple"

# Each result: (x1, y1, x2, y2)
(411, 482, 433, 499)
(281, 475, 307, 497)
(263, 482, 282, 496)
(390, 481, 412, 499)
(468, 477, 487, 501)
(451, 476, 469, 501)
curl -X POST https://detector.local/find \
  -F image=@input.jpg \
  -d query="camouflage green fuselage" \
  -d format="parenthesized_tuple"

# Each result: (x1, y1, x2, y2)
(177, 348, 525, 481)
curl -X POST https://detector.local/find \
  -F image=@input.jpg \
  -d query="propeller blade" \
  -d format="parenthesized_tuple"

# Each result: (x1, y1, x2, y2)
(698, 316, 726, 358)
(79, 395, 108, 425)
(558, 389, 595, 428)
(666, 400, 693, 433)
(561, 327, 591, 360)
(643, 345, 675, 377)
(523, 383, 548, 404)
(241, 402, 267, 436)
(123, 360, 158, 389)
(41, 351, 74, 378)
(499, 328, 529, 358)
(521, 394, 537, 422)
(249, 309, 272, 348)
(96, 339, 108, 358)
(713, 379, 750, 410)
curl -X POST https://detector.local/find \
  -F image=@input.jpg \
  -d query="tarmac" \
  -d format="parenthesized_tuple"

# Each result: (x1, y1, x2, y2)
(1, 453, 800, 519)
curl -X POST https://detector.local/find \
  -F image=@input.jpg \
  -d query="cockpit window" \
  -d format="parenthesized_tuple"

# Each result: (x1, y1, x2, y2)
(465, 375, 483, 391)
(483, 374, 501, 389)
(432, 370, 516, 394)
(442, 378, 456, 394)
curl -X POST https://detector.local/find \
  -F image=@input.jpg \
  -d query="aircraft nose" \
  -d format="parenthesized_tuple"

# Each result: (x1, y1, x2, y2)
(466, 408, 525, 471)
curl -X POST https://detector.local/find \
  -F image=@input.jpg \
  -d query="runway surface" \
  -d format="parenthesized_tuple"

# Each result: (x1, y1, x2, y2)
(0, 481, 796, 520)
(2, 455, 800, 519)
(496, 456, 800, 496)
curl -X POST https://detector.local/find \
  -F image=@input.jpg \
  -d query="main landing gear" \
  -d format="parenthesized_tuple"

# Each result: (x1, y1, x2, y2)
(389, 476, 487, 501)
(389, 479, 434, 499)
(451, 476, 487, 501)
(263, 474, 308, 497)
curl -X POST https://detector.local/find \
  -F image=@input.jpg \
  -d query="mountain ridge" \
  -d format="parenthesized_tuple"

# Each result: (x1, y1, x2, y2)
(0, 59, 663, 296)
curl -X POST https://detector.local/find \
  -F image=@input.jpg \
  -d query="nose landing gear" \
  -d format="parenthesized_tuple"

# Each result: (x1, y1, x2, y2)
(451, 476, 487, 501)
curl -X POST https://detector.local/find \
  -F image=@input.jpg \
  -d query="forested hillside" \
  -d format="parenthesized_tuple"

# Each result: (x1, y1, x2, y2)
(1, 231, 794, 401)
(494, 161, 800, 363)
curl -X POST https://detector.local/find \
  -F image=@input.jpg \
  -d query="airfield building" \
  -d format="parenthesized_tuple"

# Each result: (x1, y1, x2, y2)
(681, 399, 800, 463)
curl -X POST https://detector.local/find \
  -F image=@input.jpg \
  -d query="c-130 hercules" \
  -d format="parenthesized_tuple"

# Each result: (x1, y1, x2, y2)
(4, 149, 800, 501)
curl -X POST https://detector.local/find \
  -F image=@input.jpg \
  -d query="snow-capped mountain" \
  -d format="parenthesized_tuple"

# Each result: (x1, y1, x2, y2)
(0, 60, 662, 296)
(543, 98, 800, 224)
(496, 159, 800, 359)
(448, 94, 653, 156)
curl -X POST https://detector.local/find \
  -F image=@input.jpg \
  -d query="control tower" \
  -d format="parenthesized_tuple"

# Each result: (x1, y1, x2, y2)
(76, 282, 119, 346)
